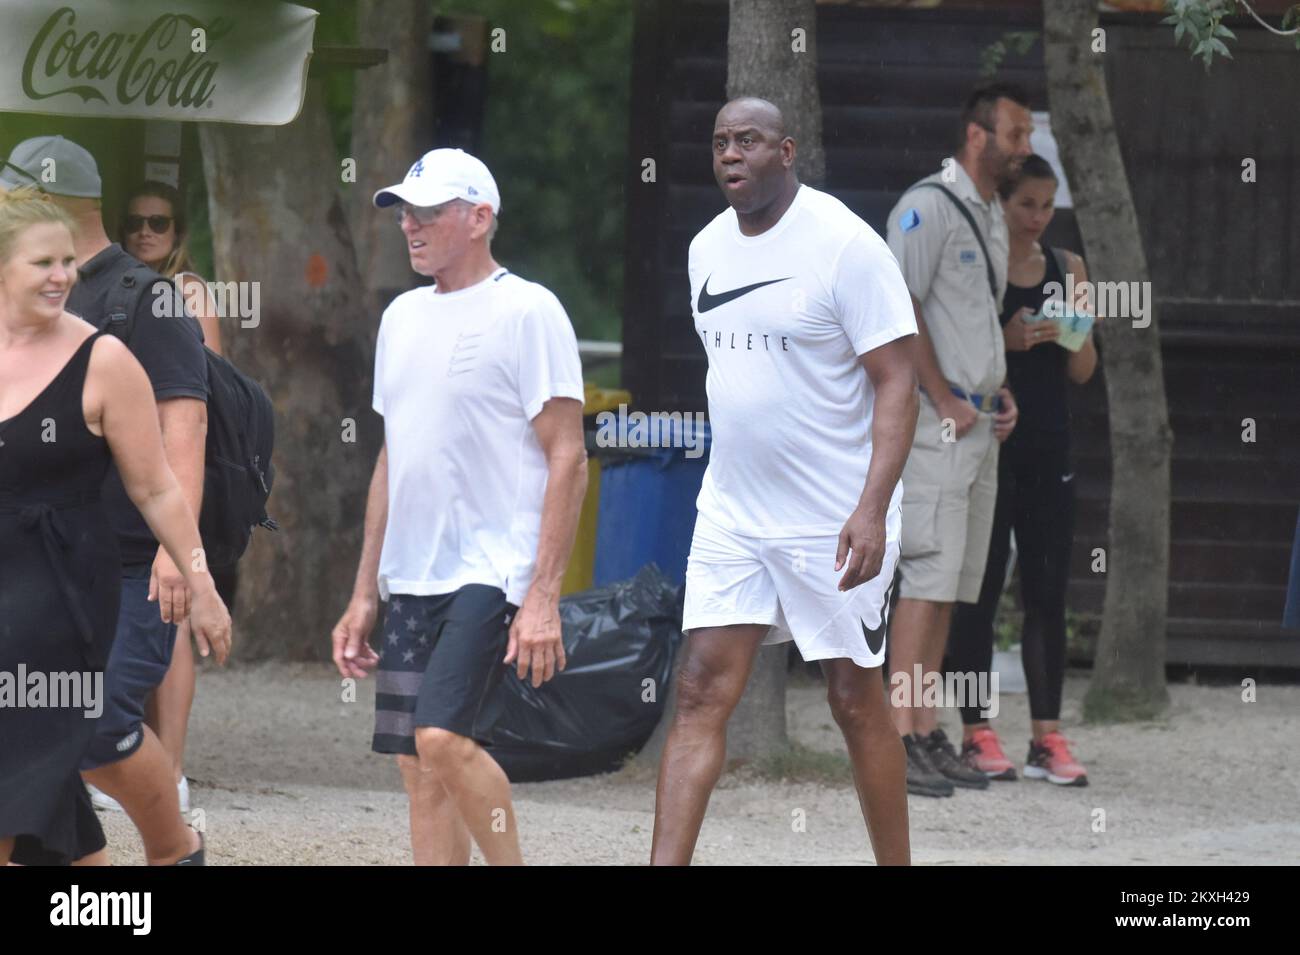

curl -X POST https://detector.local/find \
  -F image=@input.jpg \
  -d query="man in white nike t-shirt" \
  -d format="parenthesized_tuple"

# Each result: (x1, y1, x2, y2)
(650, 99, 920, 866)
(329, 149, 588, 865)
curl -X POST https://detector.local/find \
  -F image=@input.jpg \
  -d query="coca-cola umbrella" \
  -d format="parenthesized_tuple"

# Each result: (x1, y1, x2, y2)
(0, 0, 319, 126)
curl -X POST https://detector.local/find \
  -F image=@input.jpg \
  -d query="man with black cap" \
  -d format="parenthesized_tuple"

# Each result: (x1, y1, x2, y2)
(1, 135, 208, 865)
(331, 148, 588, 865)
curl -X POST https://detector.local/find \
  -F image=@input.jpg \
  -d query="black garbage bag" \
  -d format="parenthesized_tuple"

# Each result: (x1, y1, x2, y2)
(482, 564, 683, 782)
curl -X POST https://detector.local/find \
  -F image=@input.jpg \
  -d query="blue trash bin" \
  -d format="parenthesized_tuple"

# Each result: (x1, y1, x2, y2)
(593, 419, 711, 588)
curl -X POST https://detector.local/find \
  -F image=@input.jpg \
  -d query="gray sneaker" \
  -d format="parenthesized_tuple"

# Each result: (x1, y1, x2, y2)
(925, 729, 990, 790)
(903, 734, 955, 798)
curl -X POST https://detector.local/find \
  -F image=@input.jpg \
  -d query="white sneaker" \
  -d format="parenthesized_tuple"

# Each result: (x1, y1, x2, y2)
(89, 779, 191, 814)
(88, 783, 124, 813)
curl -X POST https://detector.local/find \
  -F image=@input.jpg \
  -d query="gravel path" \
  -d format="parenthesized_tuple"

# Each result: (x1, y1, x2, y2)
(95, 662, 1300, 865)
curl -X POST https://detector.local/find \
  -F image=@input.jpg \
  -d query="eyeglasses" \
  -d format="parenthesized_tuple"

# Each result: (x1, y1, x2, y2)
(395, 201, 455, 227)
(124, 214, 174, 234)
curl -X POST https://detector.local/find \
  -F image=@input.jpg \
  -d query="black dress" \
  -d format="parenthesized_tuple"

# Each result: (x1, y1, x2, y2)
(0, 332, 120, 861)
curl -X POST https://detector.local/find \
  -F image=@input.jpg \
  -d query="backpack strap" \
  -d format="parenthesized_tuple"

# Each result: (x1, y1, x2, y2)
(905, 181, 998, 303)
(100, 260, 158, 344)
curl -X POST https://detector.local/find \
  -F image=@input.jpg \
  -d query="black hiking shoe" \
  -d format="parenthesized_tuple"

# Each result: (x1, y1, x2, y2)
(925, 729, 991, 790)
(903, 733, 954, 798)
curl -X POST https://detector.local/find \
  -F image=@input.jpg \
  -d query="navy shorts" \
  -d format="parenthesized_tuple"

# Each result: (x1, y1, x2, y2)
(371, 584, 517, 756)
(80, 568, 178, 770)
(8, 782, 107, 866)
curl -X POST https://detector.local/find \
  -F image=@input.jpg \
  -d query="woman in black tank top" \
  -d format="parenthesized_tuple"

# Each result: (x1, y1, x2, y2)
(0, 188, 231, 866)
(949, 155, 1099, 787)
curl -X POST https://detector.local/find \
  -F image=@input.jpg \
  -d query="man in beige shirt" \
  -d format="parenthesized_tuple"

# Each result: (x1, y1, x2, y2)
(885, 82, 1032, 797)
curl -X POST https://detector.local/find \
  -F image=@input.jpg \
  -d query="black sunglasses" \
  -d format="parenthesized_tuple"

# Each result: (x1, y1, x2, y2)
(124, 214, 174, 234)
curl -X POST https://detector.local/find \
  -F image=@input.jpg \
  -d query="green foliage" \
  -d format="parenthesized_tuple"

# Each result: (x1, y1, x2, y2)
(1164, 1, 1300, 68)
(437, 0, 632, 344)
(306, 0, 359, 159)
(979, 31, 1039, 78)
(1163, 0, 1236, 68)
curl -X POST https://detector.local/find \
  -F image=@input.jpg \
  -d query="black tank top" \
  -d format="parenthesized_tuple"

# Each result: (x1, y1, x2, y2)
(0, 332, 118, 668)
(0, 333, 111, 499)
(1000, 246, 1070, 445)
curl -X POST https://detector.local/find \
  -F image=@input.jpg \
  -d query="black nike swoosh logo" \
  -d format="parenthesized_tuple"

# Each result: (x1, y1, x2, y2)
(696, 274, 792, 313)
(861, 573, 896, 656)
(862, 616, 885, 656)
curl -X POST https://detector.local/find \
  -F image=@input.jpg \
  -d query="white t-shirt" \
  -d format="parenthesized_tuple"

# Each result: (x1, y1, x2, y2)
(372, 268, 584, 604)
(688, 185, 918, 537)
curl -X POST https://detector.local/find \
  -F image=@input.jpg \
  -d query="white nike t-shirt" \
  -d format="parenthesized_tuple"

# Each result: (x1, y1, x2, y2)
(688, 185, 918, 537)
(372, 268, 585, 605)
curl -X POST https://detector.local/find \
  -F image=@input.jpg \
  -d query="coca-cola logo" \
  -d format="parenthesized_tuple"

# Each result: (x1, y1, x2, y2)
(21, 6, 235, 110)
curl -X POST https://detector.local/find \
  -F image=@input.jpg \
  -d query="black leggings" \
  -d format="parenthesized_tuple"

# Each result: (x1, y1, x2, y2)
(947, 437, 1075, 725)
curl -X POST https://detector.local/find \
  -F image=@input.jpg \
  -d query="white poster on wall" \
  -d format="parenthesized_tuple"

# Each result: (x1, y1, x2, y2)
(0, 0, 318, 126)
(1031, 111, 1074, 209)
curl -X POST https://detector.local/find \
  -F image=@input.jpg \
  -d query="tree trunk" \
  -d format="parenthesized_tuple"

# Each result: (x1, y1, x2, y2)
(707, 0, 826, 761)
(349, 0, 435, 316)
(727, 0, 825, 187)
(1043, 0, 1172, 719)
(199, 81, 379, 660)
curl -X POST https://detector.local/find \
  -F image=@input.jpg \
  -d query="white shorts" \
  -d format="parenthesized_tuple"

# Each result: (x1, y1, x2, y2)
(681, 511, 901, 668)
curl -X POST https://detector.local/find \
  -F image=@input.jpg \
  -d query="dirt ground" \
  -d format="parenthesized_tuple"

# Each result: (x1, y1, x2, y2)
(96, 662, 1300, 865)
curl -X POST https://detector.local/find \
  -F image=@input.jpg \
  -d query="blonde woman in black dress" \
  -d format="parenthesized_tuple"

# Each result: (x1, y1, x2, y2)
(0, 187, 230, 865)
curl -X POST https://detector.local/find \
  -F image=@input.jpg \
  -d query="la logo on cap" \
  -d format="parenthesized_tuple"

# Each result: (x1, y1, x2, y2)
(409, 158, 425, 178)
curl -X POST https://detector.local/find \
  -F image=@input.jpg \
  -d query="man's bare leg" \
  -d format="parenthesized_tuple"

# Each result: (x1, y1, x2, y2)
(650, 623, 769, 865)
(396, 753, 470, 865)
(147, 623, 195, 786)
(888, 597, 951, 736)
(414, 728, 521, 866)
(0, 838, 12, 866)
(82, 728, 199, 866)
(822, 657, 910, 865)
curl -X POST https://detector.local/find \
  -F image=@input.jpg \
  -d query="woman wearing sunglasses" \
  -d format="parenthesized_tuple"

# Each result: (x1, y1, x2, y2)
(120, 181, 222, 356)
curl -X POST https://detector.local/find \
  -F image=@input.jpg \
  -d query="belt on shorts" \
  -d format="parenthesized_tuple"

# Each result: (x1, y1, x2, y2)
(0, 491, 103, 667)
(948, 385, 1000, 414)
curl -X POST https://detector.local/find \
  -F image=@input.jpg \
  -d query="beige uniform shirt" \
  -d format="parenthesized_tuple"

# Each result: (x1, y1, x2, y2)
(886, 159, 1008, 397)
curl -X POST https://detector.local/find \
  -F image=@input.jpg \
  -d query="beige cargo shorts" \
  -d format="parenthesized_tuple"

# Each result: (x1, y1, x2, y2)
(897, 393, 999, 604)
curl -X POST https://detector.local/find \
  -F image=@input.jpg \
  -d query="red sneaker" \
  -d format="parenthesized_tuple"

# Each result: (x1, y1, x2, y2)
(961, 727, 1017, 781)
(1025, 732, 1088, 787)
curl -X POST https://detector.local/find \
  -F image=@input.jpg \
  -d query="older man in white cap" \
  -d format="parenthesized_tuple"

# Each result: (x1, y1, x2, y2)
(330, 148, 588, 865)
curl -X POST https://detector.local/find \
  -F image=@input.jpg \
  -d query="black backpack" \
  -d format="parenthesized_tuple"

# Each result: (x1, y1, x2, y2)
(102, 261, 278, 571)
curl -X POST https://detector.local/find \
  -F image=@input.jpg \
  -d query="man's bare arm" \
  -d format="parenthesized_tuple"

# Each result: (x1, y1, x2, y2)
(331, 440, 387, 679)
(907, 295, 951, 403)
(505, 396, 587, 687)
(834, 336, 918, 591)
(152, 396, 207, 623)
(908, 294, 976, 438)
(525, 397, 588, 601)
(858, 336, 919, 519)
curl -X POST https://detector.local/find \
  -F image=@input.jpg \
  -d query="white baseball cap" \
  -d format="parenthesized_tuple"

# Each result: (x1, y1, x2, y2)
(372, 148, 500, 214)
